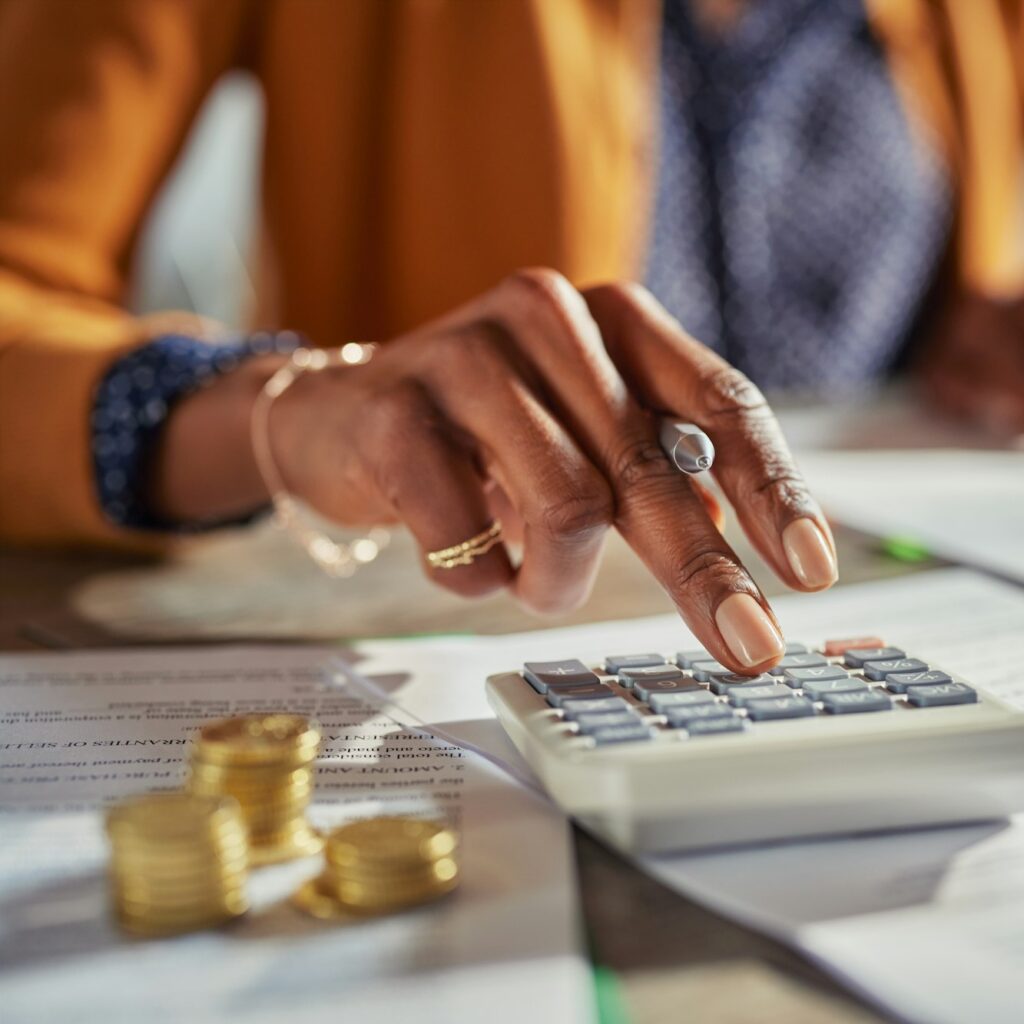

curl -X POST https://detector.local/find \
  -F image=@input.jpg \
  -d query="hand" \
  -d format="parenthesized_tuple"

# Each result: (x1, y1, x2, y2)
(918, 290, 1024, 434)
(153, 270, 838, 673)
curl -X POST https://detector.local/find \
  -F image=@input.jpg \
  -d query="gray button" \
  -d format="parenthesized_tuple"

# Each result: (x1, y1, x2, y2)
(634, 677, 702, 702)
(561, 698, 631, 719)
(843, 647, 905, 668)
(821, 689, 892, 714)
(782, 664, 850, 687)
(768, 653, 829, 675)
(744, 696, 816, 720)
(906, 682, 978, 707)
(605, 653, 664, 673)
(708, 672, 774, 694)
(690, 659, 730, 681)
(885, 669, 952, 694)
(799, 676, 868, 698)
(523, 659, 599, 693)
(676, 648, 711, 669)
(648, 690, 716, 713)
(686, 717, 746, 736)
(728, 683, 793, 707)
(546, 684, 617, 708)
(618, 665, 687, 689)
(574, 711, 644, 732)
(589, 723, 654, 745)
(664, 703, 736, 727)
(784, 642, 808, 655)
(861, 657, 929, 681)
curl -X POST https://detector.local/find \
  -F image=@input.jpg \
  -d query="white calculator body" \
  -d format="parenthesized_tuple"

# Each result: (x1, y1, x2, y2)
(485, 639, 1024, 853)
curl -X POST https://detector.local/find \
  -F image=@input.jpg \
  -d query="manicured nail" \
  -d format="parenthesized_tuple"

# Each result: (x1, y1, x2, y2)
(783, 518, 838, 589)
(715, 593, 785, 668)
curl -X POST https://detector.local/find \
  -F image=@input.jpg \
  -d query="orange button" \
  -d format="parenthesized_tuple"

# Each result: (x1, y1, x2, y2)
(822, 637, 885, 657)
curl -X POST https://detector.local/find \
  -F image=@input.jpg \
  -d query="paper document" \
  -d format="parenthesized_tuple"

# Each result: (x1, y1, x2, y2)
(634, 570, 1024, 1024)
(0, 647, 592, 1024)
(339, 568, 1024, 1024)
(797, 449, 1024, 584)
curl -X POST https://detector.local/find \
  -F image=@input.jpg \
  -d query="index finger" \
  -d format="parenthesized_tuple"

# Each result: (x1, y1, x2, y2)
(585, 283, 838, 595)
(480, 270, 787, 672)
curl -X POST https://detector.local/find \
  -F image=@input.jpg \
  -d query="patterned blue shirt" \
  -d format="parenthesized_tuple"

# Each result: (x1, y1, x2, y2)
(91, 332, 299, 529)
(92, 0, 951, 528)
(646, 0, 950, 390)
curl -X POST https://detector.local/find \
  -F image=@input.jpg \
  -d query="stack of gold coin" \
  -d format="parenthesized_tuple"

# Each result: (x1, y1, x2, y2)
(105, 792, 249, 936)
(188, 713, 323, 865)
(293, 816, 459, 919)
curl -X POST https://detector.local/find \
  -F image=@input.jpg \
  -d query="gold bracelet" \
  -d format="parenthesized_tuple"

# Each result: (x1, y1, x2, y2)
(250, 344, 390, 578)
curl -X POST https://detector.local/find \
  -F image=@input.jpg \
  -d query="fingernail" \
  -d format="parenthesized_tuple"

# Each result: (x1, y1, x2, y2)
(715, 593, 785, 668)
(783, 518, 838, 589)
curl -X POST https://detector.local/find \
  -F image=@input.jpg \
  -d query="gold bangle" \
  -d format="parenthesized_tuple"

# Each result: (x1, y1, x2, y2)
(250, 344, 391, 578)
(426, 521, 504, 570)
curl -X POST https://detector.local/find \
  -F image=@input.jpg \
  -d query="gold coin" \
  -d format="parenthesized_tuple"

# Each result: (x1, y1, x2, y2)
(291, 878, 357, 921)
(325, 817, 457, 868)
(106, 793, 242, 840)
(116, 894, 248, 935)
(193, 714, 320, 766)
(113, 864, 248, 895)
(247, 823, 324, 865)
(327, 855, 459, 887)
(293, 867, 457, 917)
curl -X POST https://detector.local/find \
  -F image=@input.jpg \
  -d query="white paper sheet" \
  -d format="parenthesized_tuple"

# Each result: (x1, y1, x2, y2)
(6, 569, 1024, 1024)
(0, 647, 592, 1024)
(796, 449, 1024, 585)
(343, 569, 1024, 1024)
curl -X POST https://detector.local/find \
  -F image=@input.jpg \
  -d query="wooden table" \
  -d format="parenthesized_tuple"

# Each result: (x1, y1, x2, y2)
(1, 520, 935, 1023)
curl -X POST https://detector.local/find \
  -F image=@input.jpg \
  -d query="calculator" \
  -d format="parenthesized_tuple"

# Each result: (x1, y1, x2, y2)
(485, 638, 1024, 852)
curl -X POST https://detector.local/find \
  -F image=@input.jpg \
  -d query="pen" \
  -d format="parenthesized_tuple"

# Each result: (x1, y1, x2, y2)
(659, 420, 715, 474)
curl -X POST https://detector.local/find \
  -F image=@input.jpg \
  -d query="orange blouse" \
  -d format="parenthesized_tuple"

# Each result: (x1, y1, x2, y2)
(0, 0, 1020, 547)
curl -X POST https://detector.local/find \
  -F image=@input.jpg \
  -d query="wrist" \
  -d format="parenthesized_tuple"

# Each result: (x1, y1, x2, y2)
(147, 353, 290, 524)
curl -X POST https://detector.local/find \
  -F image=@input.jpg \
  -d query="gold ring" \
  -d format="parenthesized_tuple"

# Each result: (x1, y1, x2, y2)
(426, 521, 503, 570)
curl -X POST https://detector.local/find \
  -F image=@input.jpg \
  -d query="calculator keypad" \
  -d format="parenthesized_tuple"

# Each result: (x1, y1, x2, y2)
(520, 639, 981, 747)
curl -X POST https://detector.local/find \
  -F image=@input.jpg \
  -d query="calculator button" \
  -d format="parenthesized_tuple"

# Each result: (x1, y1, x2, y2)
(573, 711, 644, 732)
(676, 649, 711, 669)
(690, 659, 730, 681)
(905, 682, 978, 707)
(708, 672, 775, 694)
(885, 670, 952, 694)
(767, 653, 829, 675)
(589, 723, 655, 745)
(823, 637, 885, 657)
(686, 716, 746, 736)
(843, 647, 905, 668)
(799, 676, 868, 698)
(618, 665, 687, 689)
(784, 642, 808, 654)
(727, 684, 793, 707)
(523, 660, 600, 693)
(744, 696, 816, 720)
(634, 678, 703, 702)
(546, 684, 618, 708)
(782, 664, 850, 686)
(561, 698, 631, 719)
(664, 703, 736, 727)
(605, 653, 664, 673)
(861, 658, 929, 681)
(821, 690, 893, 714)
(648, 690, 718, 713)
(783, 664, 848, 683)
